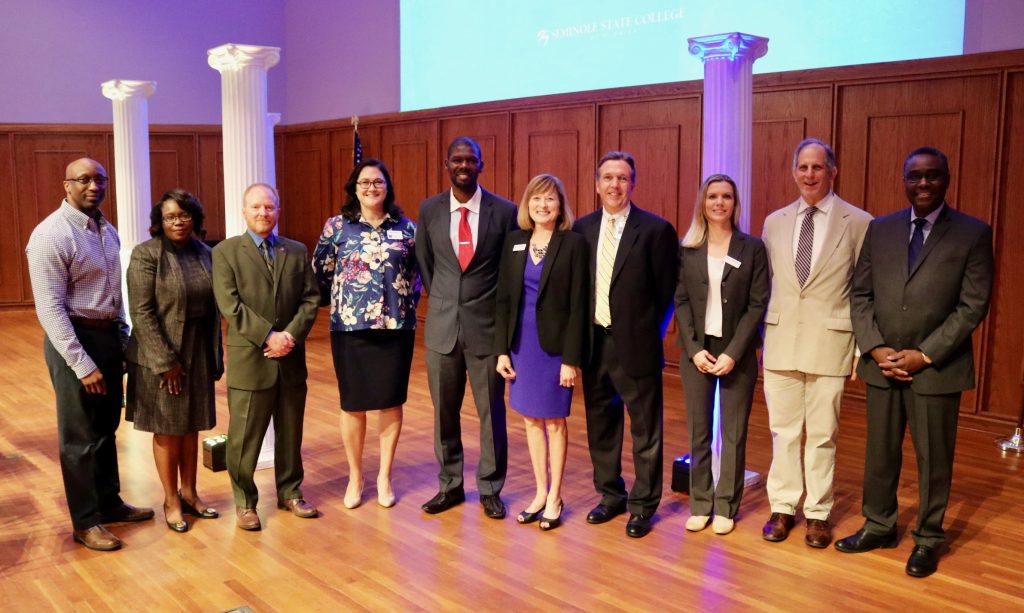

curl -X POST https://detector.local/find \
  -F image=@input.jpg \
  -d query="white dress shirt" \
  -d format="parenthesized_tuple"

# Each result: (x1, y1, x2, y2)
(448, 186, 482, 255)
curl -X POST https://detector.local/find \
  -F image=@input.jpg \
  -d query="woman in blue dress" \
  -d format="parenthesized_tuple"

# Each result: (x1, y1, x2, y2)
(494, 174, 589, 531)
(313, 159, 421, 510)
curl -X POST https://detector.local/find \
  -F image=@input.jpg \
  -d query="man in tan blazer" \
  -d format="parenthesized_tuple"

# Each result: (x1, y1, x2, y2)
(760, 139, 872, 547)
(212, 183, 320, 531)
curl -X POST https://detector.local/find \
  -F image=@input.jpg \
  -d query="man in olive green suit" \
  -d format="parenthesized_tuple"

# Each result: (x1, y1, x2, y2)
(212, 183, 320, 531)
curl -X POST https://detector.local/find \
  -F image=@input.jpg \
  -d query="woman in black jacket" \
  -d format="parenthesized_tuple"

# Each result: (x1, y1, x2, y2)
(494, 174, 589, 531)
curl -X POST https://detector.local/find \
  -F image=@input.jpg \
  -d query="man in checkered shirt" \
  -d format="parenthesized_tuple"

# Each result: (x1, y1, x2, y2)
(25, 157, 154, 551)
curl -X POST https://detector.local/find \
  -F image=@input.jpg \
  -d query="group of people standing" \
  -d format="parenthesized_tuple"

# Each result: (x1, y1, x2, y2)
(26, 135, 991, 580)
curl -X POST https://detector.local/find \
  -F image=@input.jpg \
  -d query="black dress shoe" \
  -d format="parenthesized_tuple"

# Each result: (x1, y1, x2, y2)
(98, 503, 155, 523)
(586, 501, 627, 525)
(834, 528, 898, 553)
(625, 513, 653, 538)
(421, 488, 465, 514)
(179, 491, 219, 518)
(539, 502, 563, 532)
(906, 545, 939, 578)
(480, 494, 506, 519)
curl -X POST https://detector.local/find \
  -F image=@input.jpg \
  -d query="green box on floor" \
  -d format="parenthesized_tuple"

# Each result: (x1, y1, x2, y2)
(203, 434, 228, 472)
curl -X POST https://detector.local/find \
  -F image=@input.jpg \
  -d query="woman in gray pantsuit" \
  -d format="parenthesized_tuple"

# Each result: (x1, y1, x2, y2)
(674, 174, 769, 536)
(125, 189, 222, 533)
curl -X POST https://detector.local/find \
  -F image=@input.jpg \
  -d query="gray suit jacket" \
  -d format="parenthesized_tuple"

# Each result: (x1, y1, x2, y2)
(415, 188, 517, 355)
(762, 196, 872, 376)
(125, 236, 222, 377)
(851, 205, 993, 394)
(212, 233, 320, 391)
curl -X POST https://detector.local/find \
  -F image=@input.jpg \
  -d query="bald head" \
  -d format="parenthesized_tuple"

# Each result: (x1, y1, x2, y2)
(63, 158, 109, 215)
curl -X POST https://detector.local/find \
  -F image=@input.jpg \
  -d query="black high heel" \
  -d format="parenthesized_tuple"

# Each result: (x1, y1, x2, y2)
(179, 490, 219, 518)
(539, 502, 563, 531)
(164, 503, 189, 533)
(517, 509, 542, 524)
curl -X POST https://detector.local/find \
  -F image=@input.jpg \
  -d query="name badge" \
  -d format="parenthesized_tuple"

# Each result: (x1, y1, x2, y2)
(387, 230, 404, 240)
(724, 255, 741, 268)
(512, 243, 527, 252)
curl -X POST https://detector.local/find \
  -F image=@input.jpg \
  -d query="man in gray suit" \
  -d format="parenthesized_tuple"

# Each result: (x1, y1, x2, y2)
(836, 147, 994, 578)
(761, 139, 872, 548)
(212, 183, 321, 531)
(416, 137, 517, 519)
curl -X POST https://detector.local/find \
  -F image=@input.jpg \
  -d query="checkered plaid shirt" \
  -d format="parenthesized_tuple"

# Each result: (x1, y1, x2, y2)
(25, 200, 128, 378)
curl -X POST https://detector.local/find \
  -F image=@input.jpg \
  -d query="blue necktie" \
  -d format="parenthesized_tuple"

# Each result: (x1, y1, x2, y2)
(908, 218, 926, 272)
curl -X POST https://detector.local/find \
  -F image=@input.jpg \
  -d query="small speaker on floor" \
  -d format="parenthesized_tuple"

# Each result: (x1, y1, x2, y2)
(671, 455, 690, 493)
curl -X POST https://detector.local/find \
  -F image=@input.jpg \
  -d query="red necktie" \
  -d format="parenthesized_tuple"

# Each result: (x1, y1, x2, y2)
(458, 207, 474, 271)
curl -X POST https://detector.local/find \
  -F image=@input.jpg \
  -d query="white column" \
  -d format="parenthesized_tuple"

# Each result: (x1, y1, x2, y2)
(101, 79, 156, 327)
(689, 32, 768, 489)
(689, 32, 768, 233)
(207, 43, 281, 237)
(208, 44, 280, 470)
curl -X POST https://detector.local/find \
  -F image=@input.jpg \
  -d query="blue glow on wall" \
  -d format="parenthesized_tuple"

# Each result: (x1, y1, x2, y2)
(400, 0, 966, 111)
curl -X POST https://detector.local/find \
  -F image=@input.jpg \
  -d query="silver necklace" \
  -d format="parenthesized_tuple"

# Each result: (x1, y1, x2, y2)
(531, 242, 549, 259)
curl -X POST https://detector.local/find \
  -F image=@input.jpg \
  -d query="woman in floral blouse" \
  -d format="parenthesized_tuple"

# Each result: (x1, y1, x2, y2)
(312, 158, 421, 510)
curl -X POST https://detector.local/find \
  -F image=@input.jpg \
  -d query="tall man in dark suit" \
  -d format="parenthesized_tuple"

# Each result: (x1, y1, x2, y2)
(416, 137, 518, 519)
(212, 183, 321, 531)
(836, 148, 994, 578)
(573, 151, 679, 538)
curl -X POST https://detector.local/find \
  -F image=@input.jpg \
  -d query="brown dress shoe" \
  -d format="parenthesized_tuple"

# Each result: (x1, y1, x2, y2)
(236, 507, 262, 531)
(762, 512, 795, 542)
(73, 525, 122, 551)
(98, 503, 155, 523)
(805, 518, 832, 548)
(277, 498, 318, 518)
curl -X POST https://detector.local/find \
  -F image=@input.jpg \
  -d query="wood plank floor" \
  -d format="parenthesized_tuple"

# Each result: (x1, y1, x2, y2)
(1, 308, 1022, 611)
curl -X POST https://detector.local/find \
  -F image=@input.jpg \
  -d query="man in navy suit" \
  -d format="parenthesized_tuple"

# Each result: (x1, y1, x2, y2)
(573, 151, 679, 538)
(416, 137, 517, 519)
(836, 147, 994, 578)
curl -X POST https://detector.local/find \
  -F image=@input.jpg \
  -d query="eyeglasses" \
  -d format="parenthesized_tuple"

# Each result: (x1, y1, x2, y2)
(356, 179, 386, 190)
(904, 171, 947, 184)
(66, 175, 109, 186)
(162, 213, 193, 224)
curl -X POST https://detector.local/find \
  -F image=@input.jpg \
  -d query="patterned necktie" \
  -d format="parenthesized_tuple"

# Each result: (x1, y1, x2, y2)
(259, 239, 274, 273)
(908, 218, 926, 272)
(457, 207, 474, 271)
(794, 205, 817, 287)
(595, 216, 618, 327)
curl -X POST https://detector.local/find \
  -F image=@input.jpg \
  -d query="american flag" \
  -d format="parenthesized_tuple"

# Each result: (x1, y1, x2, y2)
(353, 127, 363, 166)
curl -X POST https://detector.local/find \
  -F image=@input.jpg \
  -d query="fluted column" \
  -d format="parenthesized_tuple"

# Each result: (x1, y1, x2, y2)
(689, 32, 768, 233)
(689, 33, 768, 488)
(207, 43, 281, 237)
(101, 79, 156, 327)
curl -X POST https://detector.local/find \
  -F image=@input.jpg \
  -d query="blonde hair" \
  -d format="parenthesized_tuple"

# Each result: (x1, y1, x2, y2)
(517, 174, 575, 231)
(680, 174, 740, 248)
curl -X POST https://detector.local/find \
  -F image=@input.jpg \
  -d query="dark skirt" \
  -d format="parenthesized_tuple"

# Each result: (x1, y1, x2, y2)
(126, 317, 216, 435)
(331, 329, 415, 411)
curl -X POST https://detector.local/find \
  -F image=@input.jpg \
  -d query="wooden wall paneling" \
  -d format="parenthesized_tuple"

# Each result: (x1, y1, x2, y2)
(379, 120, 438, 222)
(597, 98, 701, 364)
(13, 133, 111, 304)
(197, 134, 225, 241)
(149, 133, 199, 208)
(0, 134, 21, 303)
(512, 106, 596, 217)
(837, 74, 1002, 415)
(983, 70, 1024, 422)
(751, 87, 835, 238)
(279, 130, 332, 250)
(598, 97, 702, 234)
(439, 113, 512, 201)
